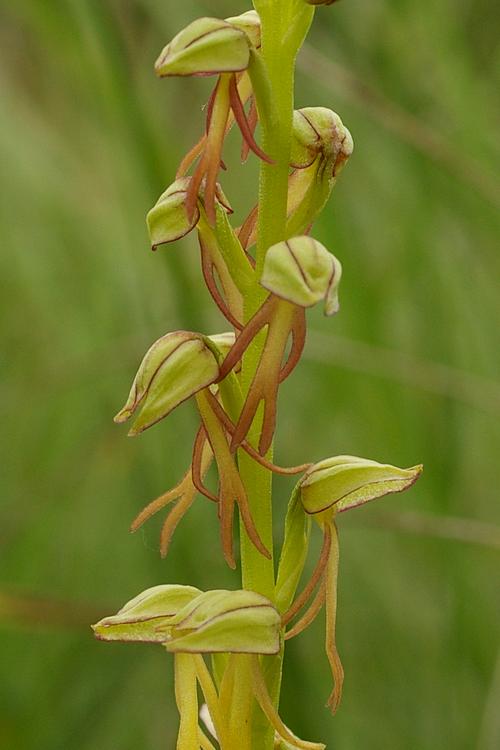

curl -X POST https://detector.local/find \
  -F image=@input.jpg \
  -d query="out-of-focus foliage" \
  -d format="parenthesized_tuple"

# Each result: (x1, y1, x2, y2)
(1, 1, 499, 749)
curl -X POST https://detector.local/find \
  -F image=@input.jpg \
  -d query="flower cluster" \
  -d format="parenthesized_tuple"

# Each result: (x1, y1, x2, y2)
(94, 5, 422, 749)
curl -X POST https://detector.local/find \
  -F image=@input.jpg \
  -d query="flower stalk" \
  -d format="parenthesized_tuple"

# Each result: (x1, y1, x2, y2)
(93, 4, 422, 749)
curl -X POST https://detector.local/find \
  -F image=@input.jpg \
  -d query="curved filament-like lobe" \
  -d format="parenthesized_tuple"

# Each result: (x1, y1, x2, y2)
(217, 295, 304, 454)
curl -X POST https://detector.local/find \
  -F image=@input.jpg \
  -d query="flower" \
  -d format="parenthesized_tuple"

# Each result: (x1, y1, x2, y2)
(277, 456, 423, 712)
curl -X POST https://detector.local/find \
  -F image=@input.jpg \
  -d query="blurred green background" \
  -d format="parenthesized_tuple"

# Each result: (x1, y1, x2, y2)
(1, 0, 499, 748)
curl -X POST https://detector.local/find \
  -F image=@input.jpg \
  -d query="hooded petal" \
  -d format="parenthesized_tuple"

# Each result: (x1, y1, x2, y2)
(300, 455, 423, 515)
(155, 17, 251, 77)
(114, 331, 220, 435)
(260, 236, 342, 315)
(163, 589, 281, 655)
(92, 584, 201, 643)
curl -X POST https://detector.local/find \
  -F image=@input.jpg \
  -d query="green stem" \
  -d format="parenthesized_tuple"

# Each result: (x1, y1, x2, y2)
(233, 4, 310, 748)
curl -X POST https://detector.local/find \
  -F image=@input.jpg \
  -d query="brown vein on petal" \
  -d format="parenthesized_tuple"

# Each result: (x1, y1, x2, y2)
(285, 240, 314, 294)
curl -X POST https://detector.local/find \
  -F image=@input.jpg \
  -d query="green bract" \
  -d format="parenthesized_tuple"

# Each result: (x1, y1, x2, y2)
(162, 589, 281, 655)
(147, 177, 232, 250)
(300, 455, 423, 515)
(260, 236, 342, 315)
(92, 584, 201, 643)
(114, 331, 220, 435)
(155, 17, 252, 78)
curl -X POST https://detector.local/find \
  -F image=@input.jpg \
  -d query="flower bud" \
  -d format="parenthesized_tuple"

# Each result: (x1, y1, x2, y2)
(114, 331, 221, 435)
(300, 455, 423, 516)
(92, 584, 201, 643)
(163, 589, 281, 655)
(155, 17, 251, 78)
(225, 10, 261, 48)
(147, 178, 231, 250)
(260, 236, 342, 316)
(291, 107, 353, 174)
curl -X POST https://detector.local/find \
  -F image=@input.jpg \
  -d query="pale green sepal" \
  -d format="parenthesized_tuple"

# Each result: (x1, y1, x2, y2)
(276, 487, 312, 614)
(163, 589, 281, 655)
(92, 584, 201, 643)
(147, 178, 197, 249)
(155, 18, 251, 77)
(300, 455, 423, 515)
(147, 178, 232, 250)
(114, 331, 220, 435)
(225, 10, 261, 48)
(260, 236, 342, 315)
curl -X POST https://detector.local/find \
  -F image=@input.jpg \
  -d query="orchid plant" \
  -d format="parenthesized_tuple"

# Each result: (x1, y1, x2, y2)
(93, 3, 422, 748)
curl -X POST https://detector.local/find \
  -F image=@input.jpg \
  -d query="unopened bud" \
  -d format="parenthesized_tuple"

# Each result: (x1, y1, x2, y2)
(92, 584, 201, 643)
(114, 331, 220, 435)
(291, 107, 353, 175)
(260, 236, 342, 316)
(163, 589, 281, 655)
(155, 17, 251, 78)
(300, 456, 423, 516)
